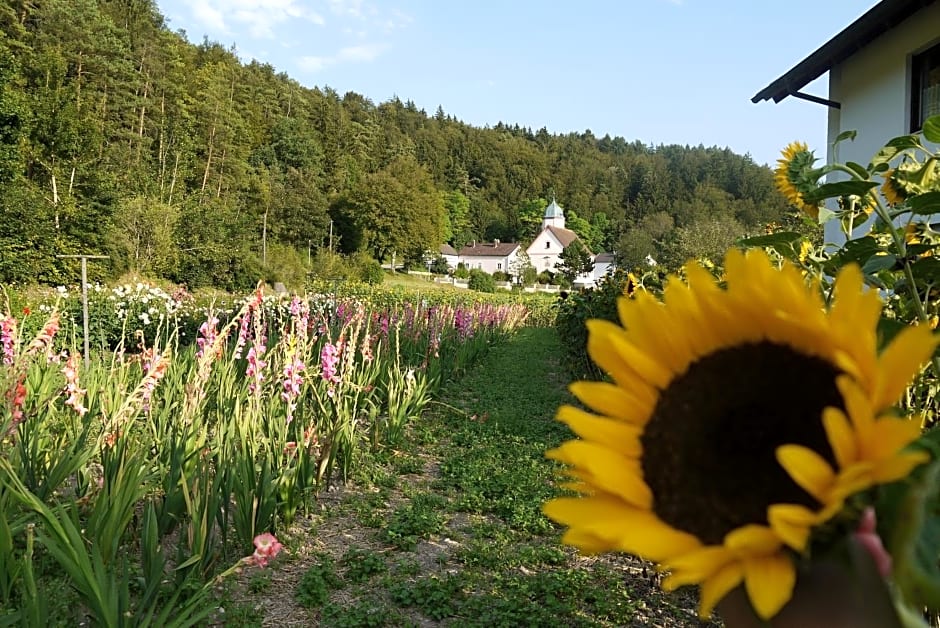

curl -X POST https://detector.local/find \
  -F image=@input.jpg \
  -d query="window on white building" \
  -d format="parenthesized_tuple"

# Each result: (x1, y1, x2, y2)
(497, 263, 502, 270)
(912, 42, 940, 132)
(545, 241, 550, 249)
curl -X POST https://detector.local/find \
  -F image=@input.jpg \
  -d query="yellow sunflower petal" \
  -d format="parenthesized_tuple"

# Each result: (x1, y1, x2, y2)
(776, 444, 835, 503)
(870, 450, 930, 484)
(699, 562, 745, 619)
(546, 440, 650, 507)
(555, 405, 643, 457)
(586, 319, 672, 390)
(661, 546, 734, 590)
(590, 320, 673, 389)
(767, 504, 817, 551)
(724, 524, 782, 555)
(863, 416, 925, 462)
(567, 381, 655, 424)
(743, 552, 797, 620)
(822, 407, 858, 469)
(874, 325, 938, 410)
(836, 375, 875, 439)
(543, 496, 701, 562)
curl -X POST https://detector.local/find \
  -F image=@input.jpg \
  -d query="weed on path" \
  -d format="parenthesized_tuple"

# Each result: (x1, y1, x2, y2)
(218, 328, 717, 626)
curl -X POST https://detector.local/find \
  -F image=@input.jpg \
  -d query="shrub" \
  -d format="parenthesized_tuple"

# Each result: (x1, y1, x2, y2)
(492, 271, 510, 282)
(453, 263, 470, 279)
(352, 252, 384, 285)
(468, 269, 495, 293)
(430, 256, 450, 275)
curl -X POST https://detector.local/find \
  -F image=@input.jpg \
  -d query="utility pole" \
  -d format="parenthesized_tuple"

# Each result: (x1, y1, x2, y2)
(56, 254, 110, 368)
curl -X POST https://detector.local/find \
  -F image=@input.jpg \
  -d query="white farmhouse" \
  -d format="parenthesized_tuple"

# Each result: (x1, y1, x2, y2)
(439, 243, 459, 269)
(753, 0, 940, 245)
(456, 240, 523, 276)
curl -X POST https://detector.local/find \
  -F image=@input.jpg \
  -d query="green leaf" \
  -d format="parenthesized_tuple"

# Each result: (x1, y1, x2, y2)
(910, 256, 940, 284)
(845, 161, 870, 179)
(923, 115, 940, 144)
(869, 135, 924, 169)
(834, 129, 858, 145)
(737, 232, 802, 248)
(908, 191, 940, 216)
(861, 253, 896, 274)
(804, 180, 879, 203)
(836, 235, 882, 265)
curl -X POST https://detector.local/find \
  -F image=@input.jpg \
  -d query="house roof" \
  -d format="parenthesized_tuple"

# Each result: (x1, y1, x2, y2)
(457, 241, 520, 257)
(752, 0, 935, 105)
(594, 252, 616, 263)
(546, 226, 583, 250)
(440, 243, 458, 256)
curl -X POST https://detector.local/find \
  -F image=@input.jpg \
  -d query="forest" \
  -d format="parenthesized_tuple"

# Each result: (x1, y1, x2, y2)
(0, 0, 794, 290)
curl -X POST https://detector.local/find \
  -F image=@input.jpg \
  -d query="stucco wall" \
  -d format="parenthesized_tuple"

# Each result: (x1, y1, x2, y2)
(824, 2, 940, 245)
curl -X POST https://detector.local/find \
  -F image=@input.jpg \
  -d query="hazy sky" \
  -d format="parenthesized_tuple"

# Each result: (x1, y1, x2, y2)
(154, 0, 879, 168)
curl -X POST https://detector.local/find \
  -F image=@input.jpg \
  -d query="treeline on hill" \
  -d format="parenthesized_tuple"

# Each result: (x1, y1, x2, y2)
(0, 0, 793, 290)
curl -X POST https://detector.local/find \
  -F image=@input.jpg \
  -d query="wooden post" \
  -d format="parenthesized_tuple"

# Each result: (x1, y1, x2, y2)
(56, 254, 110, 368)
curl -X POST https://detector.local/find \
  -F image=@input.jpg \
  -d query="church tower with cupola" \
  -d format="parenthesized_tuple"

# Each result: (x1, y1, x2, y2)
(541, 195, 566, 230)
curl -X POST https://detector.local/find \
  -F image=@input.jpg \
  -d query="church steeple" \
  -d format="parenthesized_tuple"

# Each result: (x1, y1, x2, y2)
(541, 194, 566, 230)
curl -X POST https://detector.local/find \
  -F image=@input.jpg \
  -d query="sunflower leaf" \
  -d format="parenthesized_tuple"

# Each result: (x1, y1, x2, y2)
(845, 161, 870, 179)
(909, 256, 940, 285)
(869, 136, 924, 169)
(736, 232, 804, 259)
(834, 129, 858, 145)
(861, 254, 897, 275)
(829, 236, 882, 270)
(804, 181, 879, 203)
(923, 115, 940, 144)
(907, 192, 940, 216)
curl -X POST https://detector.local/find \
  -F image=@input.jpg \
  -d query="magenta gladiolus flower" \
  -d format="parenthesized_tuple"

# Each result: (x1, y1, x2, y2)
(320, 342, 341, 384)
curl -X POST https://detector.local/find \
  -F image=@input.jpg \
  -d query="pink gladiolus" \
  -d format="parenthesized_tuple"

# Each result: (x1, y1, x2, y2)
(0, 315, 15, 365)
(62, 352, 88, 416)
(246, 344, 267, 394)
(249, 532, 283, 567)
(320, 342, 341, 384)
(196, 316, 219, 359)
(25, 312, 59, 359)
(233, 310, 252, 360)
(281, 350, 305, 424)
(140, 349, 168, 412)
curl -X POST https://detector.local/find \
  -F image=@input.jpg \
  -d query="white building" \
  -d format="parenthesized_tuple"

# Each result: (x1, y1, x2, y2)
(439, 243, 459, 269)
(456, 240, 523, 276)
(753, 0, 940, 245)
(525, 198, 589, 274)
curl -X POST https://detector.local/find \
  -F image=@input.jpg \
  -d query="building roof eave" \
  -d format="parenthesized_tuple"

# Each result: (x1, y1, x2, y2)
(751, 0, 934, 105)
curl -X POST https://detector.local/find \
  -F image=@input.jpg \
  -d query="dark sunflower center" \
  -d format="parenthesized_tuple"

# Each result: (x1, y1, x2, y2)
(640, 341, 841, 546)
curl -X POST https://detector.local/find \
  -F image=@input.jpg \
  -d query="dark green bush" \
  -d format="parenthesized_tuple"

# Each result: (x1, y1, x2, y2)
(468, 269, 495, 293)
(553, 269, 663, 379)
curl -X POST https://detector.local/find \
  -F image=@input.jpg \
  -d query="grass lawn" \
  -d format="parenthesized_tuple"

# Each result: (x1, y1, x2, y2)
(216, 327, 717, 626)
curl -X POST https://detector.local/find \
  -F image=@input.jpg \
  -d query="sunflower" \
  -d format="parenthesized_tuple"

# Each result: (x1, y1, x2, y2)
(881, 169, 907, 206)
(774, 142, 821, 220)
(543, 249, 936, 620)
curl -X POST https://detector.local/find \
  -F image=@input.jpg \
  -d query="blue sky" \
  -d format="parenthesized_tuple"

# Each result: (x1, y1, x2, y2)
(155, 0, 878, 168)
